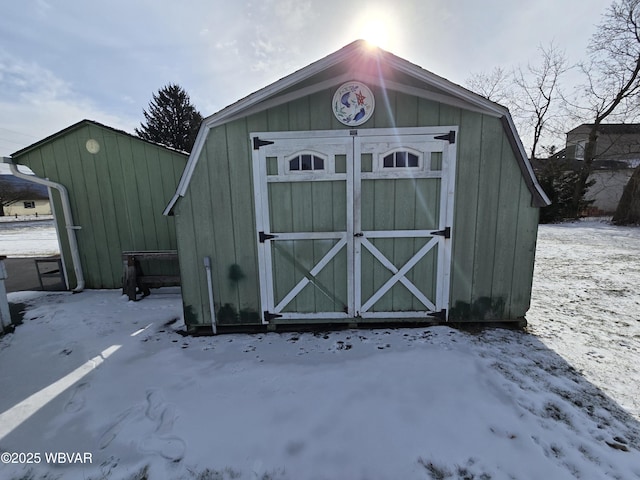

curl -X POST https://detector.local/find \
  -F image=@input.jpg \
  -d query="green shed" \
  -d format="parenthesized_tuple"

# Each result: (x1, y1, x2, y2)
(165, 41, 549, 333)
(9, 120, 188, 289)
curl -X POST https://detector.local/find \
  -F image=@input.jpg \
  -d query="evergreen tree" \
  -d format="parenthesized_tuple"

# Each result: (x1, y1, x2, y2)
(612, 164, 640, 225)
(135, 83, 203, 152)
(536, 155, 594, 224)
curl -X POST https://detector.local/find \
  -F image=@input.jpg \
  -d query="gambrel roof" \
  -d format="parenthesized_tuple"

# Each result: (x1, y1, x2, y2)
(165, 40, 550, 214)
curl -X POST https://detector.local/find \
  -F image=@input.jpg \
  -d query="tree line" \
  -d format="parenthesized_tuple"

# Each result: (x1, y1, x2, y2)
(466, 0, 640, 225)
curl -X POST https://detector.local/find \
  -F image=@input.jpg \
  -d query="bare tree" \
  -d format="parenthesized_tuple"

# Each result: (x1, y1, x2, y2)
(466, 45, 568, 160)
(465, 67, 513, 105)
(569, 0, 640, 218)
(512, 43, 568, 161)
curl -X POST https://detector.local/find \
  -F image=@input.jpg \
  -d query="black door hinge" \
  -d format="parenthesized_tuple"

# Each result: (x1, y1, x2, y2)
(435, 131, 456, 144)
(253, 137, 275, 150)
(432, 227, 451, 238)
(430, 309, 447, 321)
(263, 311, 283, 323)
(259, 231, 277, 243)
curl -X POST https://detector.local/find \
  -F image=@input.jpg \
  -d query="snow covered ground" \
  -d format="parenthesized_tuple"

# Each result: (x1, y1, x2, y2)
(0, 220, 639, 479)
(0, 218, 59, 257)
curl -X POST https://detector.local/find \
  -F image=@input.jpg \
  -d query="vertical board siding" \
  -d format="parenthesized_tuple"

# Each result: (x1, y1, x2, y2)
(291, 182, 315, 311)
(15, 123, 187, 289)
(418, 98, 441, 125)
(396, 91, 419, 127)
(104, 135, 132, 255)
(288, 97, 311, 130)
(178, 119, 264, 325)
(143, 145, 164, 250)
(491, 136, 524, 318)
(136, 144, 159, 251)
(175, 191, 205, 326)
(193, 143, 218, 326)
(308, 89, 336, 130)
(226, 119, 261, 321)
(373, 89, 396, 128)
(509, 181, 540, 317)
(207, 127, 237, 321)
(449, 111, 483, 316)
(86, 125, 121, 286)
(57, 134, 102, 287)
(176, 87, 541, 327)
(470, 117, 504, 305)
(118, 135, 146, 249)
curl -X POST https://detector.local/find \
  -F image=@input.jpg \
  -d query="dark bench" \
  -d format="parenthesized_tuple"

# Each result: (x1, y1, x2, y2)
(122, 250, 180, 301)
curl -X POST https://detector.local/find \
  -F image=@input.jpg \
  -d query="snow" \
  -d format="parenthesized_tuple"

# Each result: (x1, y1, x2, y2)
(0, 218, 59, 257)
(0, 220, 639, 479)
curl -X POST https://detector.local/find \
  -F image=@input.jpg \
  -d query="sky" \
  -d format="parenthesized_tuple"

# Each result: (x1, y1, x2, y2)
(0, 0, 614, 158)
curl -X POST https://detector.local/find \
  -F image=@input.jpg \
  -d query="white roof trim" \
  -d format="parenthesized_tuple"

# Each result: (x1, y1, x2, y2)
(502, 114, 551, 206)
(164, 40, 549, 214)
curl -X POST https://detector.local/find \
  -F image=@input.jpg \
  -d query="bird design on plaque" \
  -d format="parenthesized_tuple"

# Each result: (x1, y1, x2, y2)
(332, 81, 375, 126)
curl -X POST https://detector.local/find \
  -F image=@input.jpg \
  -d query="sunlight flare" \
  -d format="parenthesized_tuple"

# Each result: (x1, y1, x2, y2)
(357, 12, 395, 50)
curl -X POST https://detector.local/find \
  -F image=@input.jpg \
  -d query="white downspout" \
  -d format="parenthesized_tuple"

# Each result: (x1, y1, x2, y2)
(203, 256, 217, 334)
(3, 158, 85, 292)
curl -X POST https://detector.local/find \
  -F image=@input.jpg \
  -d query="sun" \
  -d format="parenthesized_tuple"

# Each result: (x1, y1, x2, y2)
(359, 17, 392, 50)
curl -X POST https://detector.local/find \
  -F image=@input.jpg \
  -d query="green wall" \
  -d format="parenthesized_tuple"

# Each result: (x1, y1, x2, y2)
(13, 122, 187, 289)
(175, 87, 540, 328)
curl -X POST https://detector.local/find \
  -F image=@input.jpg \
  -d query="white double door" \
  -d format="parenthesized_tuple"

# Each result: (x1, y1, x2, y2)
(252, 127, 456, 323)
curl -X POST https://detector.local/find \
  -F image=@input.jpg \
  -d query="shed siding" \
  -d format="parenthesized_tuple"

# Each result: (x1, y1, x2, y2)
(14, 124, 187, 289)
(471, 117, 505, 313)
(450, 111, 482, 314)
(175, 87, 539, 326)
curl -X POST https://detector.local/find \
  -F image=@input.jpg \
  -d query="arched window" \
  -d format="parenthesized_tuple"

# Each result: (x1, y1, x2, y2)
(287, 153, 326, 172)
(380, 149, 422, 169)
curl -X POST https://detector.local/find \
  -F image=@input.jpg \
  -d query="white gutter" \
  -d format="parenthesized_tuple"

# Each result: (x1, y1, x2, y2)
(3, 157, 85, 292)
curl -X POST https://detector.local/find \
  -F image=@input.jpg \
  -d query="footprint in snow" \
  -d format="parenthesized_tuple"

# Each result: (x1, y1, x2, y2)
(64, 382, 89, 413)
(145, 389, 165, 421)
(98, 405, 144, 450)
(138, 434, 186, 462)
(156, 404, 177, 434)
(99, 388, 186, 462)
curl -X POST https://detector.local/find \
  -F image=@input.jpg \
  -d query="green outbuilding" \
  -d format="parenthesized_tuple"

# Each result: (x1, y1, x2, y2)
(165, 40, 550, 333)
(9, 120, 187, 290)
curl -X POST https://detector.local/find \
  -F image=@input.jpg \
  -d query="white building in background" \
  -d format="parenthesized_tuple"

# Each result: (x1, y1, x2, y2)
(1, 174, 51, 217)
(4, 198, 51, 216)
(566, 124, 640, 215)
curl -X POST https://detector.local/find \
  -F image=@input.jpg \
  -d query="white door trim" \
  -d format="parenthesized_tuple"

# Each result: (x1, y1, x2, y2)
(251, 127, 457, 323)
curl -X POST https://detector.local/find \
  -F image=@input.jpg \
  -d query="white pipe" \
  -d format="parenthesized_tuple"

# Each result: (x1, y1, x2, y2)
(0, 257, 11, 333)
(203, 256, 217, 334)
(4, 158, 85, 292)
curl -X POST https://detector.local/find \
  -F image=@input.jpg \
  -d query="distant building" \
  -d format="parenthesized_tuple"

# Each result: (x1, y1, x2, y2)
(566, 124, 639, 215)
(0, 174, 51, 216)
